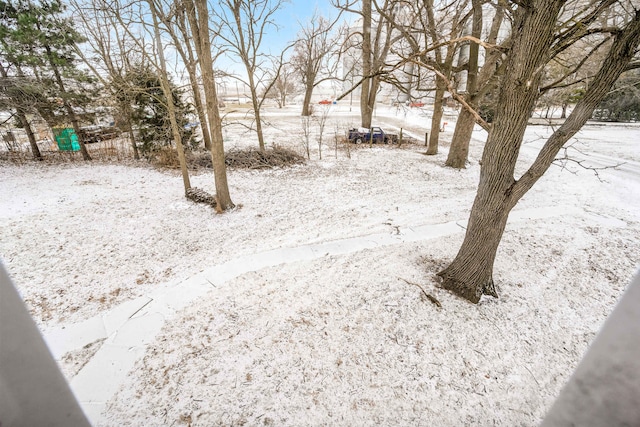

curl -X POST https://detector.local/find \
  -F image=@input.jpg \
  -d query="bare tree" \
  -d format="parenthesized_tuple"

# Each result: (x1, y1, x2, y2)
(189, 0, 235, 211)
(445, 0, 507, 168)
(71, 0, 142, 160)
(300, 115, 312, 159)
(154, 0, 213, 151)
(385, 0, 470, 155)
(147, 0, 191, 193)
(334, 0, 398, 128)
(213, 0, 290, 151)
(97, 0, 192, 192)
(437, 0, 640, 303)
(0, 63, 43, 160)
(290, 13, 343, 116)
(314, 104, 331, 160)
(265, 63, 297, 108)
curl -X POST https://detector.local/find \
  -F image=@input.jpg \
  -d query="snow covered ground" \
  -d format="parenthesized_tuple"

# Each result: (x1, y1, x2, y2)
(1, 105, 639, 426)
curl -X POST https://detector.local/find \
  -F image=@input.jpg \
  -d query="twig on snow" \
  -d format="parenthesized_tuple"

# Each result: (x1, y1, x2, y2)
(399, 277, 442, 308)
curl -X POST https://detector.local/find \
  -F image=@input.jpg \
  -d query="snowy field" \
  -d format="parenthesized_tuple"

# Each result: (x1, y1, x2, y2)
(1, 105, 639, 426)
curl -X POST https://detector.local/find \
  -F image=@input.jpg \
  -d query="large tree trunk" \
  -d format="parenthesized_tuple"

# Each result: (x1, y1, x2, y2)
(193, 0, 235, 211)
(438, 0, 563, 302)
(445, 107, 475, 168)
(437, 2, 640, 303)
(427, 77, 446, 155)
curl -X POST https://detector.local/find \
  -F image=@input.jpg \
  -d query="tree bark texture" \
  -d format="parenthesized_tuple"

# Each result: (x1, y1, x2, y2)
(446, 0, 482, 168)
(438, 0, 567, 302)
(360, 0, 373, 129)
(193, 0, 235, 211)
(445, 107, 475, 168)
(188, 65, 212, 151)
(180, 1, 212, 152)
(17, 111, 42, 161)
(301, 80, 314, 116)
(438, 3, 640, 303)
(427, 77, 445, 154)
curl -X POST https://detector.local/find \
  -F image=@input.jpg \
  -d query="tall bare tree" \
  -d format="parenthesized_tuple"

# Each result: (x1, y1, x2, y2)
(334, 0, 397, 128)
(0, 62, 43, 160)
(71, 0, 142, 160)
(213, 0, 290, 151)
(373, 0, 467, 152)
(148, 0, 191, 193)
(290, 13, 342, 116)
(265, 62, 296, 108)
(154, 0, 213, 151)
(437, 0, 640, 303)
(189, 0, 235, 211)
(445, 0, 507, 168)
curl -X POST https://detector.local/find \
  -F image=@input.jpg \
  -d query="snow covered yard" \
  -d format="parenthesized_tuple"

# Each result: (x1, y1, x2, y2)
(1, 108, 639, 426)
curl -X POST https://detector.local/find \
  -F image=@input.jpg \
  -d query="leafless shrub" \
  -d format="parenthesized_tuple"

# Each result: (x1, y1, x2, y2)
(225, 146, 306, 169)
(154, 147, 180, 168)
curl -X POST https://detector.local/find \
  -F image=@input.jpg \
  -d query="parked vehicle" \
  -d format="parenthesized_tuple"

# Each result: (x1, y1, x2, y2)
(318, 99, 333, 105)
(78, 126, 120, 143)
(347, 127, 398, 144)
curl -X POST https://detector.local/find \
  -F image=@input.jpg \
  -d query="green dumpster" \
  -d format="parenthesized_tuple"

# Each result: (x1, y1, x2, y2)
(53, 128, 80, 152)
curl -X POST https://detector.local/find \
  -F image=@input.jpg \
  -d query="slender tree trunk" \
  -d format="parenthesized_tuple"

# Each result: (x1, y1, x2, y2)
(360, 0, 372, 128)
(427, 77, 446, 155)
(122, 101, 140, 160)
(66, 106, 91, 160)
(191, 78, 212, 150)
(149, 1, 191, 193)
(249, 81, 266, 151)
(182, 24, 212, 150)
(193, 0, 235, 211)
(42, 45, 91, 161)
(17, 111, 42, 161)
(128, 125, 139, 160)
(446, 0, 482, 168)
(181, 1, 212, 151)
(0, 63, 41, 160)
(301, 80, 314, 116)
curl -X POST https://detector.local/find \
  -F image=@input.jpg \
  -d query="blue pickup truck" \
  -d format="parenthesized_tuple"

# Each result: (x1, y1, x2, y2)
(348, 127, 398, 144)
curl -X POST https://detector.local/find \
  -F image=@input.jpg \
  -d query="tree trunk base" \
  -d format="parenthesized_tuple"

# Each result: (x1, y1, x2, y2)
(437, 270, 499, 304)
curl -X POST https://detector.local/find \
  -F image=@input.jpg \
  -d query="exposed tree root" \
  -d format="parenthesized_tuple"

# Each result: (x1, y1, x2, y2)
(399, 277, 442, 308)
